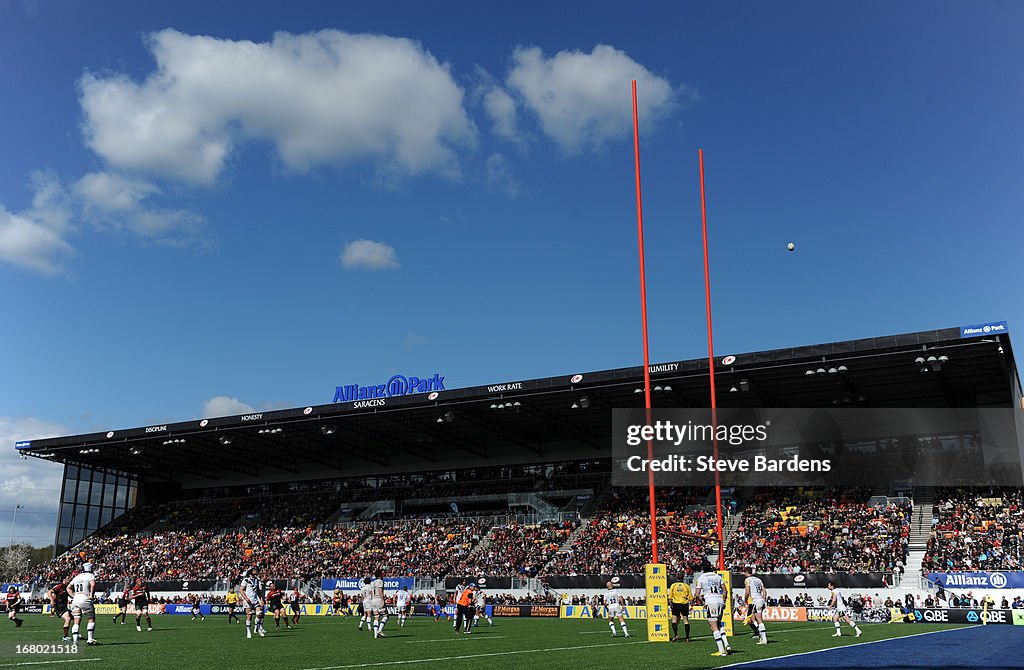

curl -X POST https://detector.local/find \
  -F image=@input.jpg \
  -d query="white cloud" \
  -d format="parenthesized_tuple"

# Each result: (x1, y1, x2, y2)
(340, 239, 400, 270)
(79, 29, 477, 185)
(75, 171, 159, 212)
(202, 396, 256, 418)
(26, 171, 73, 233)
(0, 209, 73, 275)
(485, 153, 521, 198)
(74, 171, 206, 245)
(0, 167, 210, 275)
(0, 172, 74, 275)
(483, 86, 520, 142)
(0, 417, 66, 547)
(506, 45, 675, 153)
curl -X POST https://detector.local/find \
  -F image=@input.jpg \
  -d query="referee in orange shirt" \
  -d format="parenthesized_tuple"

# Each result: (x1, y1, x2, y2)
(454, 584, 476, 634)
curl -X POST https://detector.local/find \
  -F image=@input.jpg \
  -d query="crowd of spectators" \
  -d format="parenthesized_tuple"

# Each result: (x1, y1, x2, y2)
(541, 488, 719, 576)
(923, 487, 1024, 573)
(18, 530, 217, 585)
(455, 520, 577, 577)
(30, 481, 1024, 590)
(724, 487, 910, 573)
(326, 518, 492, 579)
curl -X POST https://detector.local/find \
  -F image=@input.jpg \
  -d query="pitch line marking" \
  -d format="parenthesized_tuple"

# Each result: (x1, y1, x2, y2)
(403, 635, 506, 644)
(301, 640, 648, 669)
(720, 624, 975, 668)
(0, 660, 103, 668)
(574, 621, 881, 638)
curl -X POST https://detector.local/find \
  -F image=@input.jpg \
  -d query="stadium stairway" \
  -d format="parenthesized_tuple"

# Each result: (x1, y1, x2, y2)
(321, 504, 357, 527)
(578, 488, 610, 517)
(468, 525, 498, 558)
(227, 511, 261, 530)
(904, 486, 936, 587)
(141, 518, 166, 533)
(508, 492, 559, 516)
(554, 522, 591, 557)
(722, 511, 742, 544)
(357, 500, 396, 520)
(909, 486, 936, 551)
(903, 549, 927, 587)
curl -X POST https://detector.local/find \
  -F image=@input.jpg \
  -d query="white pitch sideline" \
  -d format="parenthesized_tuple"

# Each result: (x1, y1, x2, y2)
(0, 659, 103, 669)
(403, 635, 507, 644)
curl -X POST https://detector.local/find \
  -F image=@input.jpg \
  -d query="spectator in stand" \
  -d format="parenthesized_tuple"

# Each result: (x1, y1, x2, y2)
(923, 488, 1022, 574)
(724, 488, 910, 574)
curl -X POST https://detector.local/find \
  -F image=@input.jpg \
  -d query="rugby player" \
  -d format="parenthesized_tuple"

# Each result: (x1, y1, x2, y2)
(603, 580, 630, 638)
(668, 574, 692, 642)
(266, 582, 291, 630)
(190, 593, 206, 622)
(357, 580, 371, 631)
(331, 588, 346, 617)
(589, 592, 601, 618)
(452, 581, 466, 629)
(430, 593, 446, 622)
(131, 579, 153, 632)
(473, 584, 492, 627)
(693, 562, 730, 656)
(5, 586, 24, 628)
(225, 586, 240, 623)
(395, 586, 411, 627)
(48, 581, 72, 640)
(114, 587, 129, 625)
(239, 569, 266, 639)
(827, 582, 862, 638)
(68, 562, 98, 645)
(742, 567, 768, 645)
(369, 573, 388, 638)
(290, 587, 302, 625)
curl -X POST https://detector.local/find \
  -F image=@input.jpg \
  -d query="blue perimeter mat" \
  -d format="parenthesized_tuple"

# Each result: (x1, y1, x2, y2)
(724, 625, 1024, 669)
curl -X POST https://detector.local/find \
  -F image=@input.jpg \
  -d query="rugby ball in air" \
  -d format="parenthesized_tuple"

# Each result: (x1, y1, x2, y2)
(611, 576, 620, 584)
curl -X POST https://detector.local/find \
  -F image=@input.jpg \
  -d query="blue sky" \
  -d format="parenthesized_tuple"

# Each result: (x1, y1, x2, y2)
(1, 0, 1022, 544)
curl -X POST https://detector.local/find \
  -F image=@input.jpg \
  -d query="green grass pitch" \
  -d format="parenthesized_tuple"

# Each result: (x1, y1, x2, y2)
(0, 614, 967, 669)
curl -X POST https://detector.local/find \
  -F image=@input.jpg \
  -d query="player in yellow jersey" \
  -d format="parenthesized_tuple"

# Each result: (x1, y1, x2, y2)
(225, 587, 240, 624)
(668, 575, 692, 642)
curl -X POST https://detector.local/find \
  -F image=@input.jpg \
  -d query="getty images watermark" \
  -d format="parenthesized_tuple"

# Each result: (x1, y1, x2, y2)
(624, 419, 831, 474)
(612, 407, 1024, 488)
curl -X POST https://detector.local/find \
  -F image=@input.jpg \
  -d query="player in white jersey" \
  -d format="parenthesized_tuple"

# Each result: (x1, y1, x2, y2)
(828, 582, 862, 638)
(238, 569, 266, 639)
(693, 562, 731, 657)
(68, 563, 98, 645)
(357, 579, 373, 631)
(369, 574, 388, 638)
(473, 586, 492, 627)
(742, 567, 768, 645)
(602, 581, 630, 638)
(395, 586, 411, 627)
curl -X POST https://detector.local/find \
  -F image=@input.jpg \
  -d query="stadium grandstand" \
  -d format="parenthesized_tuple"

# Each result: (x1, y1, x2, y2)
(10, 322, 1024, 614)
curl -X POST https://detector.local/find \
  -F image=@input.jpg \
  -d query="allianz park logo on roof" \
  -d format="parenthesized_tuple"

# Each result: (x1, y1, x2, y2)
(332, 373, 445, 403)
(960, 320, 1007, 337)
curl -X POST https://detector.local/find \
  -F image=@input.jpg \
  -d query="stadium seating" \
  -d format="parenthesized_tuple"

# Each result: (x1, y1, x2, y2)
(724, 487, 910, 573)
(456, 520, 578, 577)
(541, 488, 719, 576)
(329, 518, 492, 579)
(19, 471, 939, 587)
(923, 487, 1023, 573)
